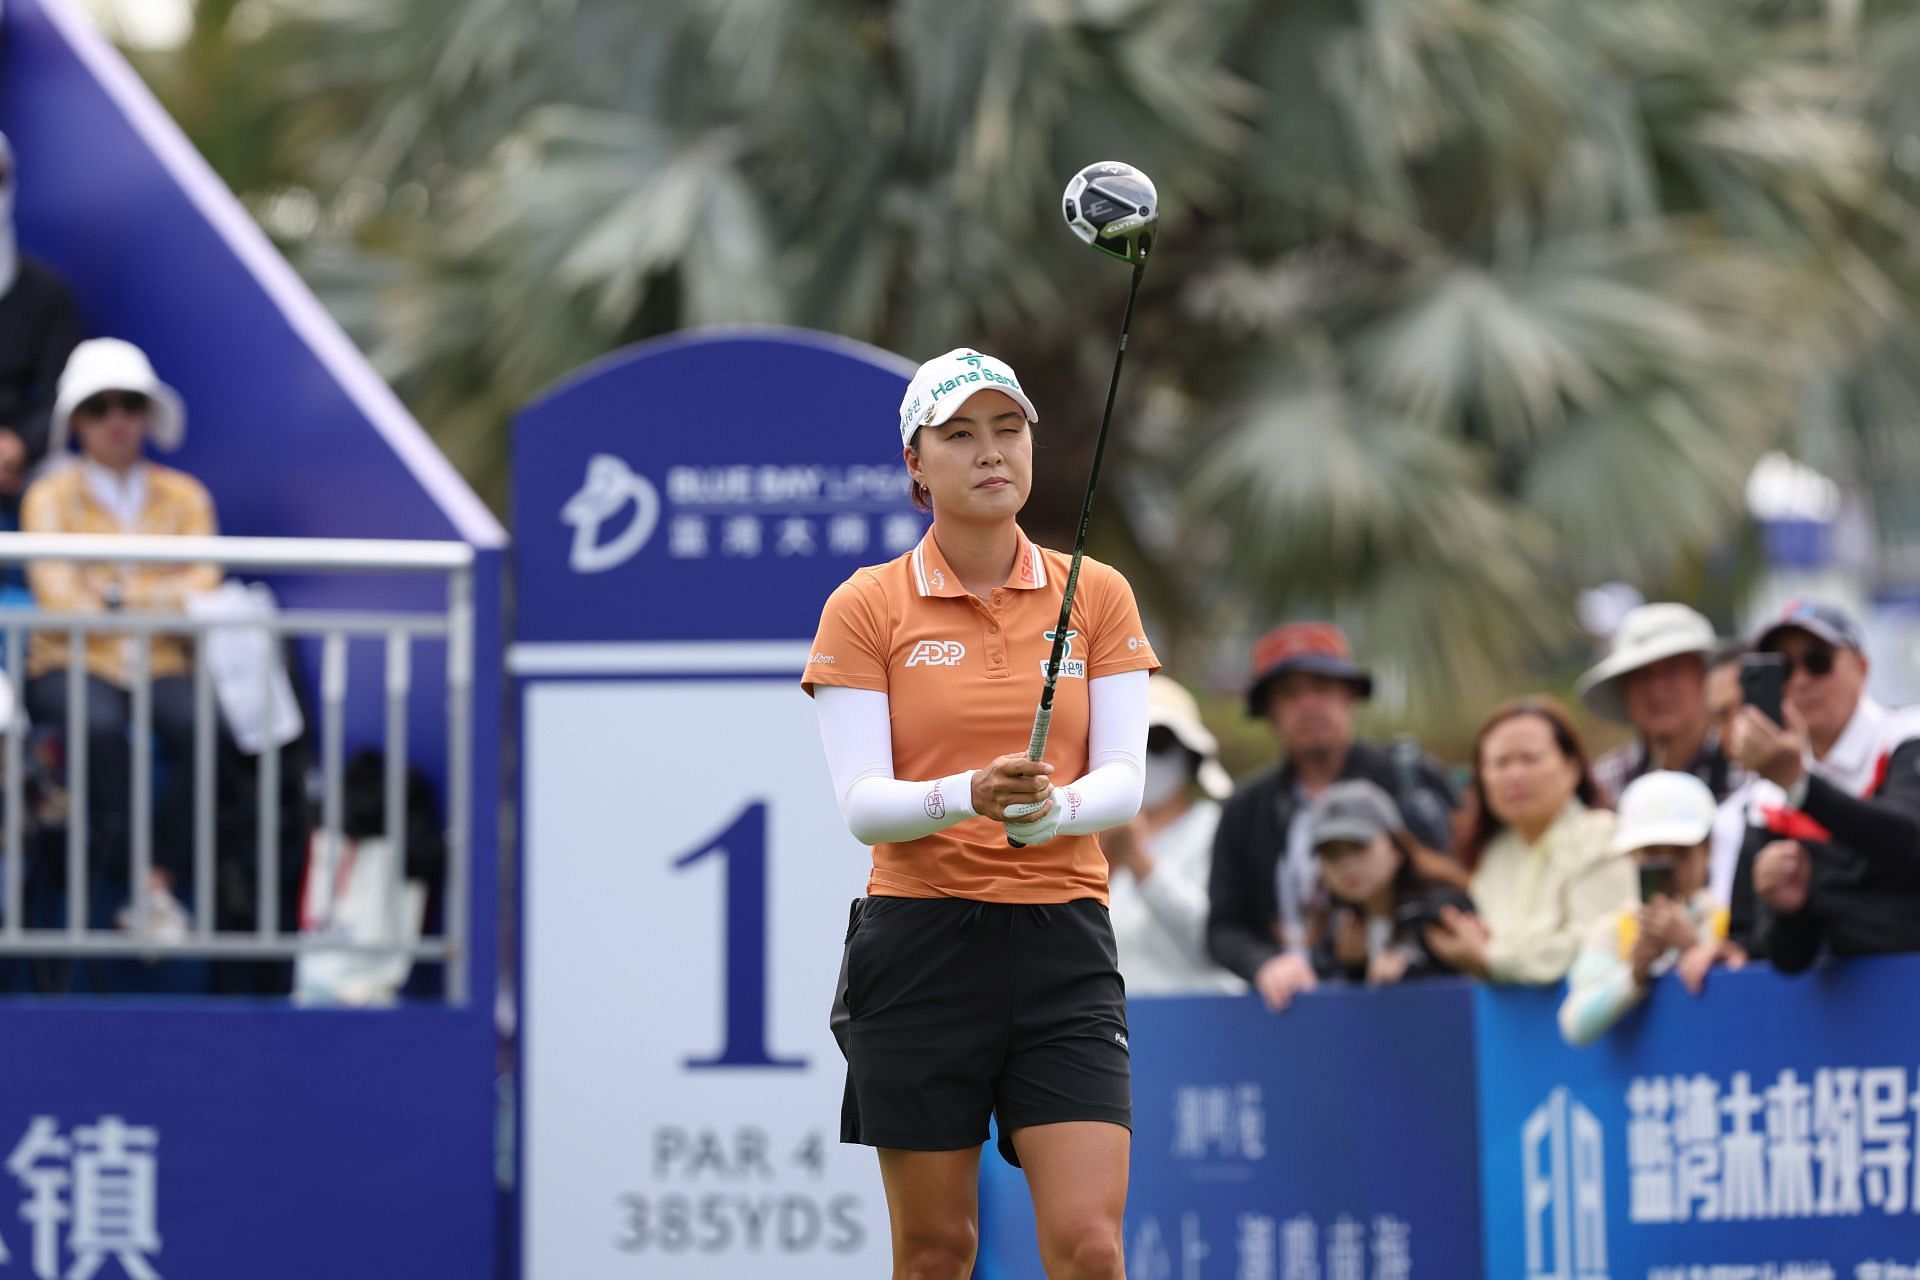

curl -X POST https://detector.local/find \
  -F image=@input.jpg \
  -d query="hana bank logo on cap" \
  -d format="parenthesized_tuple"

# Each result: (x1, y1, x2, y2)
(897, 348, 1039, 446)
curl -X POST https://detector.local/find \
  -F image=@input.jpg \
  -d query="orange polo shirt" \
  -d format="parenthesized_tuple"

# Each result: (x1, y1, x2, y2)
(804, 526, 1159, 904)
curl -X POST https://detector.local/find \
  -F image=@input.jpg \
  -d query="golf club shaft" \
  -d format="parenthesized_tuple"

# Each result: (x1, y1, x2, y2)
(1009, 254, 1147, 847)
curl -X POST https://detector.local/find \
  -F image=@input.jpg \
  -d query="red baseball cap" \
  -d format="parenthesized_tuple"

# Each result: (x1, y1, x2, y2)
(1246, 622, 1373, 716)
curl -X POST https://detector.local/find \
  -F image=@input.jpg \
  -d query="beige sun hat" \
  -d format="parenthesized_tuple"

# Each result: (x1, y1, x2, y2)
(1148, 674, 1234, 801)
(49, 338, 187, 458)
(1576, 603, 1717, 723)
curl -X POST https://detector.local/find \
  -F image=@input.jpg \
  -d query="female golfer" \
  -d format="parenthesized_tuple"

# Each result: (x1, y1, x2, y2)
(803, 347, 1157, 1279)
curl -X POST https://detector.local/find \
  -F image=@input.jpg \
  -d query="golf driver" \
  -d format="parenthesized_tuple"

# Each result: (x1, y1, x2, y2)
(1008, 161, 1157, 847)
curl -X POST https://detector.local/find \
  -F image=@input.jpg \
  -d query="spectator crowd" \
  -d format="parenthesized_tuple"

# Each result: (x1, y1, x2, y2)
(1110, 594, 1920, 1047)
(0, 132, 442, 1000)
(5, 113, 1917, 1026)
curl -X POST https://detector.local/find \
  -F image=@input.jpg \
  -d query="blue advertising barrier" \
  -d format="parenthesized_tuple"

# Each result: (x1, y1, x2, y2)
(0, 1004, 495, 1279)
(978, 984, 1485, 1280)
(973, 955, 1920, 1280)
(1477, 957, 1920, 1280)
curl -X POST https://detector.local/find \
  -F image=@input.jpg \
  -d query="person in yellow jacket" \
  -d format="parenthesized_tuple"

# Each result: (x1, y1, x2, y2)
(1559, 771, 1749, 1046)
(21, 338, 221, 932)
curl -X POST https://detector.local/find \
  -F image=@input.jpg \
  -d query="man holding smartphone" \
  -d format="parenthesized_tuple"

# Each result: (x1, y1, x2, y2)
(1726, 601, 1920, 971)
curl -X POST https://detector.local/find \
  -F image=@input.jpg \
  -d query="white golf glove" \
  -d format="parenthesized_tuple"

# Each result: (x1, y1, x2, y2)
(1003, 795, 1063, 846)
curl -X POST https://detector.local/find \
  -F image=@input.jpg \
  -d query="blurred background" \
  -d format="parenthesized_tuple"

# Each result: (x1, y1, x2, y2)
(77, 0, 1920, 764)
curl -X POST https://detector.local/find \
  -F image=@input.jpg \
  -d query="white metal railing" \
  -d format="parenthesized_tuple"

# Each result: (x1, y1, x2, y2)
(0, 533, 475, 1004)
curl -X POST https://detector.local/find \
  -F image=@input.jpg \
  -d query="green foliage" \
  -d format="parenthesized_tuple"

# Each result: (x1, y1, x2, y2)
(139, 0, 1920, 728)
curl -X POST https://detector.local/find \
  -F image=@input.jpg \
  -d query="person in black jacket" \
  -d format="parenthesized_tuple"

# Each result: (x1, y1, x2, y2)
(0, 132, 81, 518)
(1206, 622, 1457, 1010)
(1305, 780, 1475, 985)
(1727, 601, 1920, 972)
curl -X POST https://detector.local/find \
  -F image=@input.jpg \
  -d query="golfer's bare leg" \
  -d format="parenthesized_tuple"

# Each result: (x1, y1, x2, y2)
(876, 1146, 982, 1280)
(1013, 1120, 1130, 1279)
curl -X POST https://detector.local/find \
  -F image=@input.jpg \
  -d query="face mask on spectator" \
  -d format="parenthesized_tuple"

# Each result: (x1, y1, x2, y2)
(1140, 746, 1193, 810)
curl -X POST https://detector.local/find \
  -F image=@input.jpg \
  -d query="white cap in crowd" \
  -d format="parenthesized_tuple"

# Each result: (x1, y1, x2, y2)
(1612, 770, 1718, 855)
(1148, 674, 1234, 801)
(897, 348, 1038, 447)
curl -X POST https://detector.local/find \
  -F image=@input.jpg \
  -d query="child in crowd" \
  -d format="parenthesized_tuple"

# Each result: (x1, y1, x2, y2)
(1559, 771, 1748, 1046)
(1307, 779, 1475, 985)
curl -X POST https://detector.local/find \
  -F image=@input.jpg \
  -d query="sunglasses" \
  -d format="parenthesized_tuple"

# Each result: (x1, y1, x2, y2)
(75, 392, 150, 420)
(1771, 643, 1836, 679)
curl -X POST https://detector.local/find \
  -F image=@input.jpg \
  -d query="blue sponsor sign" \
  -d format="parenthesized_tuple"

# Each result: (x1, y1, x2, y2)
(1477, 958, 1920, 1280)
(512, 329, 924, 1278)
(977, 985, 1485, 1279)
(0, 1005, 494, 1280)
(512, 329, 925, 646)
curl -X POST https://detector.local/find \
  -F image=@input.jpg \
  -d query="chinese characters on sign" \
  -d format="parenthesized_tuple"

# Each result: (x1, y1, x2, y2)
(660, 466, 922, 563)
(1626, 1068, 1920, 1224)
(1172, 1085, 1267, 1162)
(1158, 1085, 1411, 1280)
(2, 1116, 162, 1280)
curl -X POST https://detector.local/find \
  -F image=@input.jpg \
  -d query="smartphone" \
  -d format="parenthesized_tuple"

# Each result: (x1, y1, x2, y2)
(1740, 652, 1787, 727)
(1638, 857, 1677, 904)
(1394, 901, 1448, 934)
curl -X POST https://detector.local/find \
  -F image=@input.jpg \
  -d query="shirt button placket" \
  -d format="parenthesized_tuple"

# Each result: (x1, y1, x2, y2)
(986, 591, 1008, 676)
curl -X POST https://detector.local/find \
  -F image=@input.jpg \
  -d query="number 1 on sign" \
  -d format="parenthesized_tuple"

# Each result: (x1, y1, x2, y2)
(671, 802, 807, 1070)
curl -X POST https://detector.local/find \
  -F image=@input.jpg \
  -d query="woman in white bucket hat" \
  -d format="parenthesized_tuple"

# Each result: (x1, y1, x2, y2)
(1098, 674, 1245, 994)
(21, 337, 220, 937)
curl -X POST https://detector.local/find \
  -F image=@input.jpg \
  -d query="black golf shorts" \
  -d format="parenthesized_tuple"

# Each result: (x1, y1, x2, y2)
(833, 895, 1131, 1168)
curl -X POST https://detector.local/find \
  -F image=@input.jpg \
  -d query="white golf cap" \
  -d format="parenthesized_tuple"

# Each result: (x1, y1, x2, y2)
(897, 348, 1038, 447)
(1612, 770, 1718, 854)
(1147, 674, 1234, 801)
(50, 338, 186, 458)
(1576, 603, 1717, 723)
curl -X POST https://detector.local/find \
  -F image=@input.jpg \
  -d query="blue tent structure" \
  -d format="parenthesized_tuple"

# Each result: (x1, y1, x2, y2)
(0, 3, 504, 1274)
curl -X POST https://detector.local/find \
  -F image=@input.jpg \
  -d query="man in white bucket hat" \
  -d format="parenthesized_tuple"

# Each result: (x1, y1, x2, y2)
(1097, 674, 1245, 994)
(22, 337, 219, 947)
(1577, 602, 1741, 807)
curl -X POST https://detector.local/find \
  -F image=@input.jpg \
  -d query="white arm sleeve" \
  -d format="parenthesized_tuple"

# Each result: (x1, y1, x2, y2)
(814, 685, 978, 845)
(1052, 669, 1149, 836)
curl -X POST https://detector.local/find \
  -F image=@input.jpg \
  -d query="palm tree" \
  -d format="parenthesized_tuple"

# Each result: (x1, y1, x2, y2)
(140, 0, 1920, 726)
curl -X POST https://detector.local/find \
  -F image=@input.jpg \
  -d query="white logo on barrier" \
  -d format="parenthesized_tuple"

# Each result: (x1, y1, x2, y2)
(904, 641, 967, 668)
(1524, 1088, 1608, 1280)
(3, 1115, 162, 1280)
(563, 454, 661, 573)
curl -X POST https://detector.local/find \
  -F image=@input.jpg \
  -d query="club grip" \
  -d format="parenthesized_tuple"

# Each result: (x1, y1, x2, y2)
(1007, 703, 1055, 847)
(1024, 703, 1054, 763)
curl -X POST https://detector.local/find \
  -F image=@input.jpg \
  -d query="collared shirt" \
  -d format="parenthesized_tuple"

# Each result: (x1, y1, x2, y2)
(1471, 802, 1635, 986)
(1592, 729, 1744, 808)
(1742, 695, 1920, 832)
(804, 525, 1159, 903)
(21, 460, 221, 685)
(80, 458, 149, 531)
